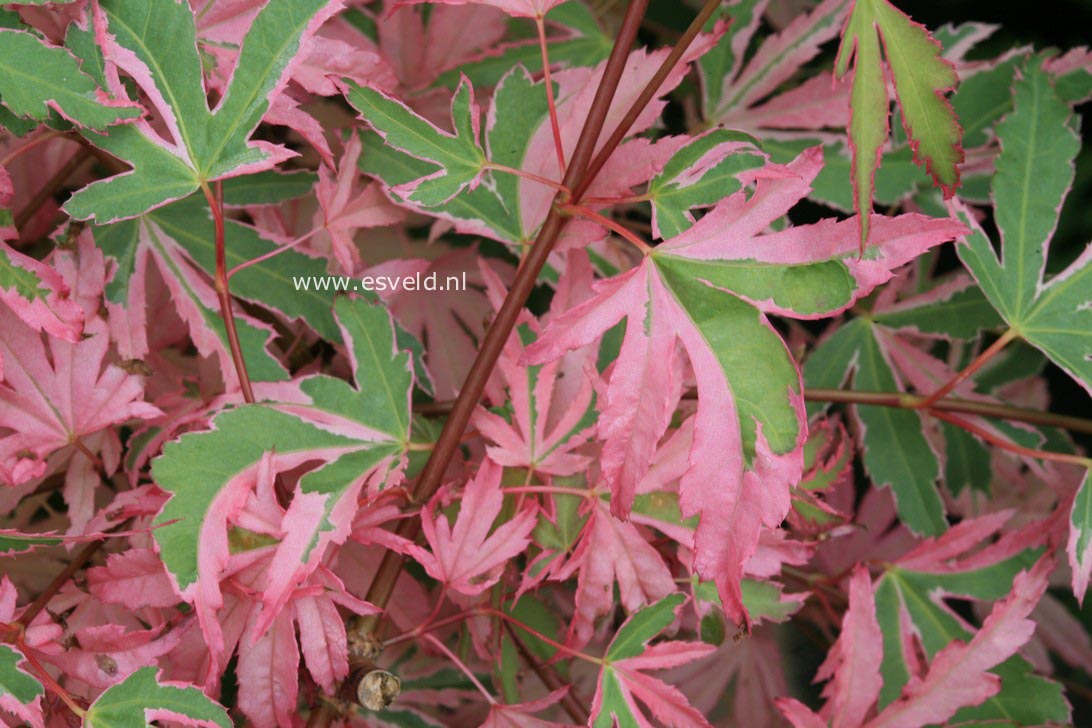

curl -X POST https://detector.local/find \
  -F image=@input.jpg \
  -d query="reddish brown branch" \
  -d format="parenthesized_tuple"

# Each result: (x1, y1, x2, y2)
(352, 0, 653, 645)
(13, 148, 92, 230)
(576, 0, 722, 199)
(503, 621, 590, 724)
(803, 387, 1092, 437)
(17, 539, 104, 628)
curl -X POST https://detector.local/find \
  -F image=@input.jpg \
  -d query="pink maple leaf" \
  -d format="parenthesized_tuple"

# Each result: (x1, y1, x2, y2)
(232, 559, 374, 726)
(482, 689, 579, 727)
(408, 458, 536, 596)
(87, 549, 180, 611)
(369, 248, 502, 400)
(557, 499, 676, 648)
(0, 235, 160, 488)
(816, 566, 884, 728)
(312, 133, 405, 274)
(474, 258, 597, 476)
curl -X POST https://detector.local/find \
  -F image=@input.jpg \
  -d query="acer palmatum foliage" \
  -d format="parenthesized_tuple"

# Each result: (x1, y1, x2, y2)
(0, 0, 1090, 726)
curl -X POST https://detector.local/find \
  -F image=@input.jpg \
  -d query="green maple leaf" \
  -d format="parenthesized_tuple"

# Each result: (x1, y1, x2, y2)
(84, 667, 230, 728)
(956, 55, 1091, 396)
(0, 28, 139, 130)
(345, 78, 487, 207)
(835, 0, 963, 244)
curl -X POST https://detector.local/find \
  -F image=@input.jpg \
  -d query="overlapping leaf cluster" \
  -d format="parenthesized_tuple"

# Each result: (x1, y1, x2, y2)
(0, 0, 1090, 726)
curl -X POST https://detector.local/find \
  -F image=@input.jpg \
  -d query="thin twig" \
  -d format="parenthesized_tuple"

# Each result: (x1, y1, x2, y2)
(575, 0, 723, 199)
(13, 148, 92, 230)
(918, 329, 1017, 409)
(536, 16, 567, 175)
(485, 161, 570, 193)
(561, 202, 653, 253)
(931, 410, 1091, 468)
(804, 388, 1092, 436)
(418, 388, 1092, 437)
(17, 538, 104, 628)
(228, 225, 321, 279)
(503, 621, 590, 724)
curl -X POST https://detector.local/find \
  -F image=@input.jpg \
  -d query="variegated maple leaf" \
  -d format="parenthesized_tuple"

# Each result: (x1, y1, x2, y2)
(700, 0, 849, 135)
(525, 146, 965, 624)
(64, 0, 346, 223)
(351, 32, 720, 255)
(395, 0, 564, 20)
(779, 554, 1059, 728)
(590, 594, 715, 727)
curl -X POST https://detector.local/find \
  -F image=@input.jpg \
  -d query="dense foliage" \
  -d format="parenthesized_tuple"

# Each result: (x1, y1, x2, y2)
(0, 0, 1090, 726)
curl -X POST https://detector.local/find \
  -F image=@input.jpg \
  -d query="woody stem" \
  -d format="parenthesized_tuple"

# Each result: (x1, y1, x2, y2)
(351, 0, 654, 647)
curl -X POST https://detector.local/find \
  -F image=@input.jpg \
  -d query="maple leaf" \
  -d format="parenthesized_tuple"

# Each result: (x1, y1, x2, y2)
(815, 566, 884, 728)
(946, 57, 1092, 600)
(558, 499, 677, 648)
(865, 513, 1066, 723)
(369, 249, 495, 400)
(409, 458, 536, 596)
(482, 689, 577, 728)
(646, 129, 765, 239)
(805, 273, 1026, 536)
(357, 39, 716, 253)
(474, 258, 597, 476)
(86, 548, 180, 610)
(0, 235, 160, 489)
(376, 0, 510, 92)
(150, 296, 412, 673)
(0, 240, 84, 346)
(701, 0, 848, 133)
(525, 146, 966, 623)
(869, 555, 1053, 727)
(228, 553, 376, 727)
(52, 622, 183, 691)
(0, 531, 62, 557)
(0, 643, 44, 728)
(0, 26, 139, 130)
(954, 55, 1091, 398)
(63, 0, 345, 223)
(0, 137, 84, 342)
(93, 194, 339, 384)
(345, 77, 487, 207)
(83, 666, 230, 728)
(590, 594, 715, 727)
(835, 0, 964, 244)
(1070, 471, 1092, 602)
(780, 554, 1059, 728)
(312, 132, 405, 275)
